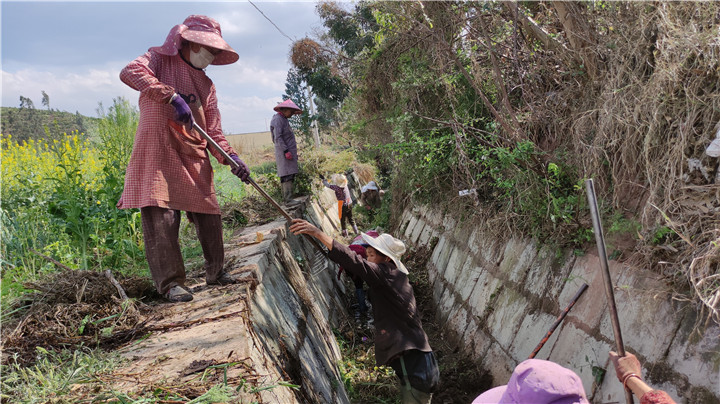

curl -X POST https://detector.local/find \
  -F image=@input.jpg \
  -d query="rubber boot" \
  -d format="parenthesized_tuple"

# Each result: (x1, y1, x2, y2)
(282, 181, 301, 207)
(352, 224, 359, 234)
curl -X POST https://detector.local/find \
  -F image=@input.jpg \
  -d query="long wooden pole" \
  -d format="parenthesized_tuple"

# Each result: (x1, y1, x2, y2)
(528, 283, 588, 359)
(585, 179, 633, 404)
(192, 122, 327, 257)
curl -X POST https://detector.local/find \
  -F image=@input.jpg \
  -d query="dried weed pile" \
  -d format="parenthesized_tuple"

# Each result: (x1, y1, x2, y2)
(1, 270, 157, 368)
(554, 3, 720, 325)
(222, 194, 282, 228)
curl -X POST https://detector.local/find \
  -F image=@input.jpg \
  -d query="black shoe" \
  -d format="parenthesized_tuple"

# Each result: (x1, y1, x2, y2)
(164, 285, 193, 302)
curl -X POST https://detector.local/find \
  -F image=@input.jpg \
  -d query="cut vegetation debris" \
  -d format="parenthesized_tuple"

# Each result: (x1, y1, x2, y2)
(1, 270, 157, 368)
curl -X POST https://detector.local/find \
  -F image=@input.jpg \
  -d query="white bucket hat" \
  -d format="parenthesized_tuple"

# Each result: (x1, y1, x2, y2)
(361, 181, 379, 193)
(360, 233, 408, 274)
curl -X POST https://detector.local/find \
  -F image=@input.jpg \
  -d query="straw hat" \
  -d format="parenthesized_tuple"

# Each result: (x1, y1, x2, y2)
(273, 99, 303, 115)
(472, 359, 588, 404)
(360, 233, 408, 274)
(331, 174, 348, 188)
(150, 15, 239, 65)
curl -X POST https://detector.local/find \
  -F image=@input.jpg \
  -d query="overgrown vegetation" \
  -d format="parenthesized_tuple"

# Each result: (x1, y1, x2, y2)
(301, 1, 720, 326)
(1, 98, 146, 304)
(1, 343, 300, 403)
(334, 327, 398, 403)
(1, 104, 98, 143)
(0, 93, 383, 401)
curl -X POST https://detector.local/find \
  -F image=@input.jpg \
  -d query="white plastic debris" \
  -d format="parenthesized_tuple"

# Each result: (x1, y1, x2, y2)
(706, 138, 720, 157)
(687, 158, 710, 181)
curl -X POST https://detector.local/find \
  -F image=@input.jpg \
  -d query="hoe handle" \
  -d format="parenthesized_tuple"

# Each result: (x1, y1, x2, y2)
(528, 283, 588, 359)
(192, 122, 327, 256)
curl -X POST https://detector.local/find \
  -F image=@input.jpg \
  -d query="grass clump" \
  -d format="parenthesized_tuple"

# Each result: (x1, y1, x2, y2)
(0, 346, 121, 403)
(334, 328, 399, 404)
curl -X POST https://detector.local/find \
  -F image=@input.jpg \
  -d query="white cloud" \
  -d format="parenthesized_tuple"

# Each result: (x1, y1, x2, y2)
(215, 10, 262, 36)
(218, 95, 282, 134)
(212, 61, 288, 92)
(2, 65, 136, 116)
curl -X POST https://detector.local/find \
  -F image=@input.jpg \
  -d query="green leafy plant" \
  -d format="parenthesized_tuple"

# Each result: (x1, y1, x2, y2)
(651, 226, 676, 245)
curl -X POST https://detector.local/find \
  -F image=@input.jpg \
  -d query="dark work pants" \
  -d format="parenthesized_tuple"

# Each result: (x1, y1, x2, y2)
(341, 204, 356, 231)
(141, 206, 224, 294)
(389, 350, 440, 395)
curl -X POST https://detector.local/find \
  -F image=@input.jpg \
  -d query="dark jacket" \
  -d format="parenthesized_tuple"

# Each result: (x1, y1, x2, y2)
(328, 240, 432, 365)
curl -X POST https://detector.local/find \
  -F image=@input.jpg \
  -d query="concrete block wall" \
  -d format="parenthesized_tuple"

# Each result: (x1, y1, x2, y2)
(226, 217, 349, 404)
(399, 205, 720, 403)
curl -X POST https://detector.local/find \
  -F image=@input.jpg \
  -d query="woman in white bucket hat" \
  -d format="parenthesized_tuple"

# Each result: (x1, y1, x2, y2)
(289, 219, 439, 403)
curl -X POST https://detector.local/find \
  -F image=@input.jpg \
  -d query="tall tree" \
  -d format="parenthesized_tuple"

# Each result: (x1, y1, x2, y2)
(19, 96, 35, 110)
(281, 68, 313, 143)
(41, 90, 50, 110)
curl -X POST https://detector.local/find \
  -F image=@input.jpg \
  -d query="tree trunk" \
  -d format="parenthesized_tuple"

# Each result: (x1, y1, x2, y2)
(552, 1, 599, 79)
(502, 1, 569, 54)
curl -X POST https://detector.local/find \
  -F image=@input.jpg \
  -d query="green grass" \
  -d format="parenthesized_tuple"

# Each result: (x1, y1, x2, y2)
(333, 328, 400, 404)
(0, 346, 121, 402)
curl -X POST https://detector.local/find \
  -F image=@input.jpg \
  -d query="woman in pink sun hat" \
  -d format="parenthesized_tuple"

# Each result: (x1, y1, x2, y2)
(118, 15, 251, 303)
(270, 99, 303, 206)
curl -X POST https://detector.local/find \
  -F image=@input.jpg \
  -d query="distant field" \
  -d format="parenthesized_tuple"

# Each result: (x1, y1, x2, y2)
(225, 131, 273, 154)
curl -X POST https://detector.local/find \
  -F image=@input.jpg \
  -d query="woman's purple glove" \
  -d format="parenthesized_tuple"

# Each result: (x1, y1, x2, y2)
(229, 154, 251, 183)
(170, 95, 194, 125)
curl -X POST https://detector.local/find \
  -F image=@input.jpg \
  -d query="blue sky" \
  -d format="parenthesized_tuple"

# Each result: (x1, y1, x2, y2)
(1, 1, 325, 134)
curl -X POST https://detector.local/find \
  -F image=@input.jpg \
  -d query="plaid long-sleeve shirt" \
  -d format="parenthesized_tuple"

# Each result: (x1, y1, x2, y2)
(117, 51, 236, 214)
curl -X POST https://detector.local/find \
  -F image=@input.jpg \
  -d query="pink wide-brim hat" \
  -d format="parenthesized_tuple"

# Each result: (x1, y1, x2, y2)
(150, 15, 239, 65)
(472, 359, 589, 404)
(273, 99, 303, 115)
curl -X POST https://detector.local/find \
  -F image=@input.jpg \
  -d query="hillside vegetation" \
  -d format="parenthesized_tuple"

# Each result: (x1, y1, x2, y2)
(298, 1, 720, 325)
(1, 106, 99, 142)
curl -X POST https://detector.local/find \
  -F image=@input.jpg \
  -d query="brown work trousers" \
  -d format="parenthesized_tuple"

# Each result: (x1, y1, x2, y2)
(141, 206, 224, 295)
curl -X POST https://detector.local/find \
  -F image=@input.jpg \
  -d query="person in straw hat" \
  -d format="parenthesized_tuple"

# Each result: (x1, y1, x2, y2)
(289, 219, 439, 403)
(270, 99, 303, 207)
(321, 173, 359, 237)
(118, 15, 251, 303)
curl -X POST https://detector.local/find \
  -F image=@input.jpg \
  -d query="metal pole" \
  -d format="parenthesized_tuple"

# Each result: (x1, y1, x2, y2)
(528, 283, 588, 359)
(585, 179, 633, 404)
(192, 122, 327, 256)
